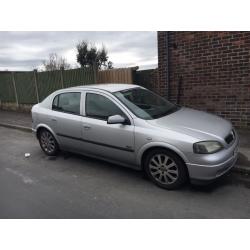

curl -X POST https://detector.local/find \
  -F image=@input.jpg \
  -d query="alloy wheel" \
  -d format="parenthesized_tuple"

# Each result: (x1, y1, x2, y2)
(149, 154, 179, 184)
(40, 131, 56, 154)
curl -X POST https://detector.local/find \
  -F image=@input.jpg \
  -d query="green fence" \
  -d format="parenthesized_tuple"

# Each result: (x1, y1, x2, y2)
(0, 67, 95, 105)
(0, 72, 16, 102)
(15, 71, 37, 104)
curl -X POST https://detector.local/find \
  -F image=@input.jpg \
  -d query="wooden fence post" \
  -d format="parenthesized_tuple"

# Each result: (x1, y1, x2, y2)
(33, 69, 40, 103)
(93, 65, 97, 84)
(60, 67, 64, 88)
(11, 72, 19, 108)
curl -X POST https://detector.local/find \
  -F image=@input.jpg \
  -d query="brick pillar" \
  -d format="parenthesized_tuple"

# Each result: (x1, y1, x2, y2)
(157, 31, 169, 97)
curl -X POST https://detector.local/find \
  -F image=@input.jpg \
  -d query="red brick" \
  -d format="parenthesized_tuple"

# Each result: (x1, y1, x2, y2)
(156, 31, 250, 129)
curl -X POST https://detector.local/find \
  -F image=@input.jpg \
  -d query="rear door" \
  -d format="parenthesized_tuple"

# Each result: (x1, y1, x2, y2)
(81, 91, 136, 165)
(50, 91, 83, 152)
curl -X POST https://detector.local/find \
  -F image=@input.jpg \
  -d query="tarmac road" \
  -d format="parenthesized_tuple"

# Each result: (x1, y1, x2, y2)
(0, 126, 250, 218)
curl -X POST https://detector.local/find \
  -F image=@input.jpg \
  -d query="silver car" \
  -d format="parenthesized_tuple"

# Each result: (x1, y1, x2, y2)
(31, 84, 239, 189)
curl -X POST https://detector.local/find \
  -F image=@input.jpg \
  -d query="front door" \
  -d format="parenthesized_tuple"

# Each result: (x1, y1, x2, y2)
(81, 91, 135, 165)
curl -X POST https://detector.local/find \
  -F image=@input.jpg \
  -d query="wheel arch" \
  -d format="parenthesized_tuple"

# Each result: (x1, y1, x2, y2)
(137, 142, 189, 170)
(35, 124, 57, 141)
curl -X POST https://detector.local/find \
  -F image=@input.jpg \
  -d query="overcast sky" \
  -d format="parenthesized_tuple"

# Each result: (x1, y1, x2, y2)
(0, 31, 157, 71)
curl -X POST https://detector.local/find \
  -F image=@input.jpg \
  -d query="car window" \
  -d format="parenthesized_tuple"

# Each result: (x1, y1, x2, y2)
(52, 95, 59, 108)
(114, 88, 178, 120)
(52, 92, 81, 115)
(86, 93, 125, 120)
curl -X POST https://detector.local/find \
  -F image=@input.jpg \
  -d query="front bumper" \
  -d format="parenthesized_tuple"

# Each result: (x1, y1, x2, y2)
(186, 135, 239, 182)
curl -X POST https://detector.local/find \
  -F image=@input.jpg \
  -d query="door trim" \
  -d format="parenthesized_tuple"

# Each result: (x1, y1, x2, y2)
(57, 133, 134, 152)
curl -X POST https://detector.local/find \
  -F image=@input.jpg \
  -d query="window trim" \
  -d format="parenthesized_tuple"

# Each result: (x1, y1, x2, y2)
(52, 91, 82, 116)
(84, 91, 131, 124)
(52, 94, 59, 110)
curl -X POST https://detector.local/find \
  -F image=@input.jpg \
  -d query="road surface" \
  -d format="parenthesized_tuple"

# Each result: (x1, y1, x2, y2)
(0, 126, 250, 218)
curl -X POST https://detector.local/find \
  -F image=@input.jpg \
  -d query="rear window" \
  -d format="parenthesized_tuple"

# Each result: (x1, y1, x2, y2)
(52, 92, 81, 115)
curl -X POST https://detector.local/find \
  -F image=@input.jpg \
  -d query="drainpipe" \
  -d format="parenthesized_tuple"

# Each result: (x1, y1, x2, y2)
(166, 32, 170, 100)
(177, 75, 183, 105)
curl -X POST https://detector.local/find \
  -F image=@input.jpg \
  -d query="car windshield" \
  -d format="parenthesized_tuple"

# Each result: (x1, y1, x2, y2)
(113, 88, 179, 120)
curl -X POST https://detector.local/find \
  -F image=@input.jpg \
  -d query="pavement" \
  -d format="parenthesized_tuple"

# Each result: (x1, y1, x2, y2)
(0, 109, 32, 132)
(0, 110, 31, 127)
(0, 126, 250, 218)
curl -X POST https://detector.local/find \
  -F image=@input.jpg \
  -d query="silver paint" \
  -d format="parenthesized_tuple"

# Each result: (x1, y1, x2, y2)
(32, 84, 239, 183)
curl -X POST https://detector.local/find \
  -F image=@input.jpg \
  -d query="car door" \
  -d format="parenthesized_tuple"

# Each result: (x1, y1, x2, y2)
(50, 91, 83, 152)
(81, 91, 135, 165)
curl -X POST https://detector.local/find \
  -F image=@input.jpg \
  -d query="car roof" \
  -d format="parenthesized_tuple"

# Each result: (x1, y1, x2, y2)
(66, 83, 141, 93)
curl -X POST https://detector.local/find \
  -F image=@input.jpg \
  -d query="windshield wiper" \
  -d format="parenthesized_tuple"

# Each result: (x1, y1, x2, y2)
(153, 105, 180, 119)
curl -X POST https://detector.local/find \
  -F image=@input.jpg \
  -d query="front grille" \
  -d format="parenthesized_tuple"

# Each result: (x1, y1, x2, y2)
(225, 130, 235, 144)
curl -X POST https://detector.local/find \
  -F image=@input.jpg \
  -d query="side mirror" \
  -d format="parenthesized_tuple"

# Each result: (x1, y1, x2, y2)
(107, 115, 127, 125)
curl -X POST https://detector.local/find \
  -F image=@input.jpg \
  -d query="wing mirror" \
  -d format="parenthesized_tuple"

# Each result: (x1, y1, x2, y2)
(107, 115, 129, 125)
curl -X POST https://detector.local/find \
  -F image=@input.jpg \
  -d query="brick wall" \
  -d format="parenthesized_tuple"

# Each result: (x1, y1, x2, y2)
(157, 31, 250, 128)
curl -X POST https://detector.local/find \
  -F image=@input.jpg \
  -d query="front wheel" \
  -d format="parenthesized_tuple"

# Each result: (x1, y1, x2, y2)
(38, 129, 59, 156)
(144, 149, 188, 190)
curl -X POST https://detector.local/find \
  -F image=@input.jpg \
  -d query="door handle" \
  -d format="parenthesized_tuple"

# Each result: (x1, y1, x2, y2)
(83, 125, 91, 130)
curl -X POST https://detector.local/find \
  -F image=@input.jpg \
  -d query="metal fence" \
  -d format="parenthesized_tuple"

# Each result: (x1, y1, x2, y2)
(0, 67, 95, 105)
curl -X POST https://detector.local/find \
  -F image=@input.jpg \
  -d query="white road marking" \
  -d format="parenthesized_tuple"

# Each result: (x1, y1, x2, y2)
(5, 168, 35, 184)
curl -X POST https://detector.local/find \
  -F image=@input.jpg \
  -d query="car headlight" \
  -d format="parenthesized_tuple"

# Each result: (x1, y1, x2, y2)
(193, 141, 223, 154)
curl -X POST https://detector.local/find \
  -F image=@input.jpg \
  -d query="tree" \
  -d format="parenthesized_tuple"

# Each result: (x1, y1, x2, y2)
(42, 53, 71, 71)
(76, 41, 113, 70)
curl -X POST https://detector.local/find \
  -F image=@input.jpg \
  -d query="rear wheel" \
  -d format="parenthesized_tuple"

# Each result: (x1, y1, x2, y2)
(144, 149, 188, 190)
(38, 129, 59, 156)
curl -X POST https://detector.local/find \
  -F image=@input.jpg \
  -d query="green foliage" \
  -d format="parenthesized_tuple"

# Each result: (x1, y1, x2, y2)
(76, 41, 113, 70)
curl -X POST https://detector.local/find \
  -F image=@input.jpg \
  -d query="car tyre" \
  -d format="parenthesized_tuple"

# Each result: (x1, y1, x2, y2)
(38, 129, 59, 156)
(144, 149, 188, 190)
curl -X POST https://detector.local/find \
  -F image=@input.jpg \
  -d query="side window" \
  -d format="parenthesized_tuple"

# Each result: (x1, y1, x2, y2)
(52, 95, 59, 109)
(86, 93, 125, 120)
(52, 92, 81, 115)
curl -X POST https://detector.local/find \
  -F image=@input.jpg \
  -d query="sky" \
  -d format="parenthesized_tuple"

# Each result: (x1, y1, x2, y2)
(0, 31, 157, 71)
